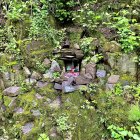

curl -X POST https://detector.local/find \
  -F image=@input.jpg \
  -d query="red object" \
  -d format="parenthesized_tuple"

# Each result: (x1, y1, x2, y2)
(70, 67, 75, 73)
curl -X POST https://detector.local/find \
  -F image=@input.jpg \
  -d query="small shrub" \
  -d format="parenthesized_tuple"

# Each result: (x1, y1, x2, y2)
(80, 37, 94, 55)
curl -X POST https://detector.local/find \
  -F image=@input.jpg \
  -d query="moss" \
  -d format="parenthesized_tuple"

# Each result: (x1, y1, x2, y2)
(37, 83, 57, 100)
(120, 74, 136, 82)
(19, 90, 36, 103)
(0, 91, 2, 100)
(3, 96, 13, 107)
(95, 92, 132, 127)
(31, 49, 52, 56)
(48, 15, 57, 28)
(68, 27, 83, 47)
(17, 90, 38, 112)
(0, 53, 13, 72)
(51, 92, 106, 139)
(20, 39, 53, 68)
(71, 109, 105, 140)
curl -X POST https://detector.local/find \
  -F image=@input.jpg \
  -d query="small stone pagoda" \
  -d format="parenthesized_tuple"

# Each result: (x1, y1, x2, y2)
(53, 38, 96, 92)
(60, 38, 84, 75)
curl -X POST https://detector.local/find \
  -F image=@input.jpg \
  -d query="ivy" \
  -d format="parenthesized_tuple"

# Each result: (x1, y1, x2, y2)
(111, 12, 140, 53)
(48, 0, 79, 22)
(73, 2, 102, 30)
(4, 0, 28, 21)
(29, 2, 65, 47)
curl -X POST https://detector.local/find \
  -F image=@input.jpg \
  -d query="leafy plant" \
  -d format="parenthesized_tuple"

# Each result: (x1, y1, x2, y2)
(80, 99, 95, 109)
(79, 83, 98, 100)
(90, 53, 103, 63)
(80, 37, 94, 55)
(128, 103, 140, 122)
(111, 13, 140, 53)
(35, 60, 46, 73)
(48, 0, 79, 22)
(56, 114, 71, 132)
(20, 81, 32, 93)
(113, 83, 123, 96)
(38, 133, 49, 140)
(133, 84, 140, 98)
(73, 2, 102, 30)
(52, 72, 61, 79)
(0, 66, 7, 73)
(29, 3, 65, 48)
(4, 0, 28, 21)
(108, 124, 140, 140)
(5, 26, 20, 55)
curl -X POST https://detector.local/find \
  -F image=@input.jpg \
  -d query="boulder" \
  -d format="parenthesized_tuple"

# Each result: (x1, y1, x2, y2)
(1, 72, 11, 88)
(31, 71, 42, 80)
(62, 81, 70, 89)
(74, 43, 80, 49)
(13, 65, 21, 71)
(108, 75, 120, 84)
(117, 53, 137, 76)
(68, 77, 75, 85)
(14, 107, 24, 114)
(84, 73, 93, 79)
(54, 83, 62, 90)
(3, 86, 21, 97)
(36, 81, 48, 88)
(103, 41, 121, 52)
(50, 60, 61, 72)
(106, 83, 115, 91)
(106, 52, 117, 69)
(85, 62, 96, 79)
(25, 78, 37, 85)
(63, 86, 77, 93)
(22, 122, 34, 134)
(31, 109, 41, 117)
(80, 68, 86, 75)
(107, 53, 137, 76)
(23, 67, 31, 77)
(43, 58, 51, 66)
(75, 75, 91, 85)
(75, 49, 84, 59)
(96, 70, 106, 78)
(54, 78, 64, 83)
(10, 73, 15, 83)
(43, 71, 53, 79)
(61, 77, 75, 88)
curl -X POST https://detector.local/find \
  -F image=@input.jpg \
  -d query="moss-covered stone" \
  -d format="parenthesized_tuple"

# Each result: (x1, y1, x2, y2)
(67, 27, 83, 47)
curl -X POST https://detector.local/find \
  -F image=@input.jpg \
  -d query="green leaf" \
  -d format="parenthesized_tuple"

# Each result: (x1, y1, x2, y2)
(136, 126, 140, 133)
(133, 134, 140, 140)
(128, 131, 133, 137)
(119, 130, 128, 136)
